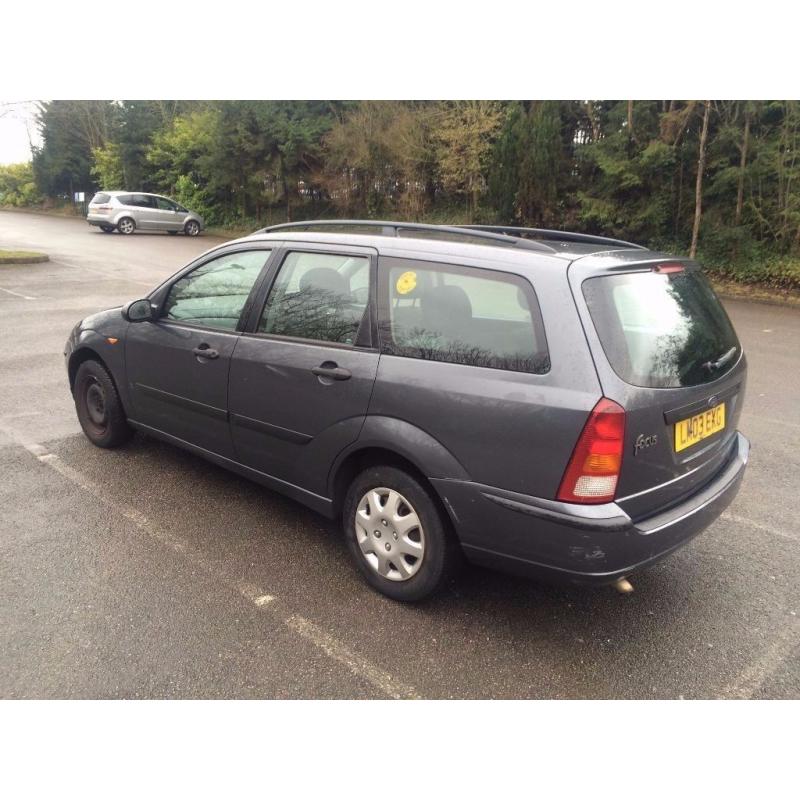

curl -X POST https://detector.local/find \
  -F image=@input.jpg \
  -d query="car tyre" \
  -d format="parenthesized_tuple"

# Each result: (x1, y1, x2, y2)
(100, 224, 114, 233)
(343, 465, 457, 602)
(167, 230, 178, 235)
(117, 217, 136, 235)
(74, 360, 133, 448)
(184, 220, 200, 237)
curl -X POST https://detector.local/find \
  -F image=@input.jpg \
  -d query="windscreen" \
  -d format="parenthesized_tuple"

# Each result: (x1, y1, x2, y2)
(582, 267, 740, 388)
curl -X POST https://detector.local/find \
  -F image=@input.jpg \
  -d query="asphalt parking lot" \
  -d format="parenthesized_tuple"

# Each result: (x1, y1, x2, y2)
(1, 209, 798, 699)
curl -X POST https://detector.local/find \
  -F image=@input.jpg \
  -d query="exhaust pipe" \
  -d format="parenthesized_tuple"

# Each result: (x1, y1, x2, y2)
(613, 577, 634, 594)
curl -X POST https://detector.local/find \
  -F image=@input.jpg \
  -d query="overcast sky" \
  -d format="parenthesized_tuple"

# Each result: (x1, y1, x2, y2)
(0, 102, 41, 164)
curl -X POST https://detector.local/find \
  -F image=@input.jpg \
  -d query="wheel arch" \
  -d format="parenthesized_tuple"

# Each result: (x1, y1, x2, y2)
(68, 346, 108, 392)
(115, 214, 136, 231)
(327, 418, 470, 521)
(68, 342, 127, 397)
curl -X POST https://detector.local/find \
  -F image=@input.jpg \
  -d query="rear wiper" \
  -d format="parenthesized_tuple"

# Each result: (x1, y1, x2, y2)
(702, 346, 737, 372)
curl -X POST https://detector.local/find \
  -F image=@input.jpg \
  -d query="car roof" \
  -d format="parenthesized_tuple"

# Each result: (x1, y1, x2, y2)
(100, 191, 164, 198)
(222, 229, 648, 266)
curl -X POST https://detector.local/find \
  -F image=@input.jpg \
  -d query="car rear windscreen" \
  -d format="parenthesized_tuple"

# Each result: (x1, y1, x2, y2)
(582, 267, 740, 388)
(90, 193, 111, 204)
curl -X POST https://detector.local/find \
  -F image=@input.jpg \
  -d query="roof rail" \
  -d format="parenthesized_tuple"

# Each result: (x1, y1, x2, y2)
(458, 225, 647, 250)
(258, 220, 558, 254)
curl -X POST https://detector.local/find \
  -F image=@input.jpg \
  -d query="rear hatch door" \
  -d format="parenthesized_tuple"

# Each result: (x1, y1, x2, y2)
(569, 252, 746, 520)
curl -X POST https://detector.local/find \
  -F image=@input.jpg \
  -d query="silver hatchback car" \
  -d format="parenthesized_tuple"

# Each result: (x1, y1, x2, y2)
(86, 191, 204, 236)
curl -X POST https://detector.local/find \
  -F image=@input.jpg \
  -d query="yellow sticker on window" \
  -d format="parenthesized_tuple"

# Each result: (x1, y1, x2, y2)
(396, 271, 417, 295)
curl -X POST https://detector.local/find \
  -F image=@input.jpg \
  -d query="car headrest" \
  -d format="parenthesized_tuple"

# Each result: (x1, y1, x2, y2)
(299, 267, 349, 298)
(421, 285, 473, 335)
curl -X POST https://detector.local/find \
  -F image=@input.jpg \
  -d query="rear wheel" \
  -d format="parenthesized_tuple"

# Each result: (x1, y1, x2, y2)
(74, 360, 133, 448)
(184, 220, 200, 236)
(100, 224, 114, 233)
(167, 230, 178, 235)
(343, 466, 456, 602)
(117, 217, 135, 235)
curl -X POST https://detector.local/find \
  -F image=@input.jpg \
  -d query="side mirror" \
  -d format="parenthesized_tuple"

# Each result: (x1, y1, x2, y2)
(124, 299, 154, 322)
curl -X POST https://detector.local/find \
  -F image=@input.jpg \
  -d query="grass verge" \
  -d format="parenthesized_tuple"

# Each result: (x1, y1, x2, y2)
(0, 249, 49, 264)
(710, 278, 800, 308)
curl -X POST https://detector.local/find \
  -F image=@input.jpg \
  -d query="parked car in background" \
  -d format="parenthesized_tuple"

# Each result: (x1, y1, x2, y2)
(86, 191, 204, 236)
(64, 221, 749, 602)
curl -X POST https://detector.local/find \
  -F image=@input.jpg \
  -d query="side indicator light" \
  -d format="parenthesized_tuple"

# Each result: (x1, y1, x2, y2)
(106, 337, 119, 345)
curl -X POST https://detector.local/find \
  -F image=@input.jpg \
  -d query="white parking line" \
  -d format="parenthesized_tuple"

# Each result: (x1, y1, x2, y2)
(238, 582, 276, 607)
(718, 622, 800, 699)
(55, 258, 154, 288)
(286, 614, 421, 700)
(0, 420, 420, 700)
(721, 512, 798, 542)
(0, 286, 37, 300)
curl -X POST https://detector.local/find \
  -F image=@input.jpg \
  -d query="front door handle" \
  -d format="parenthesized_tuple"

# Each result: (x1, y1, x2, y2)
(312, 362, 351, 381)
(193, 345, 219, 360)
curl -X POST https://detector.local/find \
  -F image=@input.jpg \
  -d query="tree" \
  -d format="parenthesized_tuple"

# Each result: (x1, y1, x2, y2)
(32, 101, 112, 197)
(486, 103, 524, 223)
(433, 101, 503, 219)
(91, 142, 125, 189)
(690, 101, 711, 259)
(0, 162, 41, 206)
(515, 101, 568, 227)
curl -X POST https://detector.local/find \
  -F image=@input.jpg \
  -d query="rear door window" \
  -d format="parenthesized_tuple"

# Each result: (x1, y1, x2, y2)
(582, 267, 740, 388)
(258, 251, 370, 345)
(128, 194, 155, 208)
(379, 257, 549, 374)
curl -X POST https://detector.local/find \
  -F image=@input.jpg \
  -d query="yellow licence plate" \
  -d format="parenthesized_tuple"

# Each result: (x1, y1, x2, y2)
(674, 402, 726, 452)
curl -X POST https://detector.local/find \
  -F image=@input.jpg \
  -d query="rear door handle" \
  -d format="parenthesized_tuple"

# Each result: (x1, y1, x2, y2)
(312, 362, 351, 381)
(193, 345, 219, 360)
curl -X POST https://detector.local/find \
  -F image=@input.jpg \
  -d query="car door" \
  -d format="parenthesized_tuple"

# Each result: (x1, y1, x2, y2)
(228, 244, 380, 495)
(173, 202, 190, 227)
(125, 246, 275, 458)
(153, 196, 181, 230)
(130, 194, 160, 230)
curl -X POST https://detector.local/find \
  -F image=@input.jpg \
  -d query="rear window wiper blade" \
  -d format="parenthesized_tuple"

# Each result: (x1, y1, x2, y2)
(702, 346, 738, 372)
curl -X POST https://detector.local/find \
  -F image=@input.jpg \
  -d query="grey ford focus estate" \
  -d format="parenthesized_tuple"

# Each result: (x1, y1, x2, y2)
(64, 221, 749, 601)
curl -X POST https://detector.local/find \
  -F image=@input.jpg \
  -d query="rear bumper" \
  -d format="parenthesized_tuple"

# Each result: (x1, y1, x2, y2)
(432, 431, 750, 585)
(86, 215, 113, 227)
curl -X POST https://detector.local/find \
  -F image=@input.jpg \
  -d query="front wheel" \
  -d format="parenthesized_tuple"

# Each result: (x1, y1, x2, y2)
(184, 220, 200, 236)
(74, 360, 133, 448)
(117, 217, 135, 235)
(343, 466, 456, 602)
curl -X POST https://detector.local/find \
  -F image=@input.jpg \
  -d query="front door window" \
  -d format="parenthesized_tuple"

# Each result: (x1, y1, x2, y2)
(163, 250, 271, 331)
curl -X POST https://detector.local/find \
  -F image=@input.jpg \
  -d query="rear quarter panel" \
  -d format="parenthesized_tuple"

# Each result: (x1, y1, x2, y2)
(368, 254, 603, 497)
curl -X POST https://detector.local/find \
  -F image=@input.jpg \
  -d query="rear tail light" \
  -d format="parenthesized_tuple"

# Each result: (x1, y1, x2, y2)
(557, 398, 626, 504)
